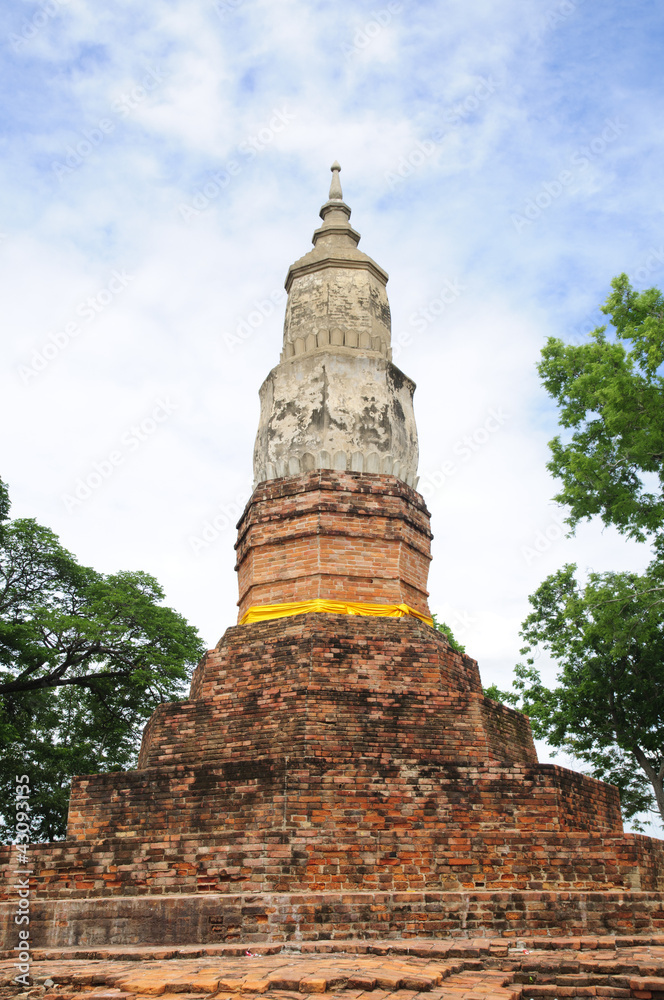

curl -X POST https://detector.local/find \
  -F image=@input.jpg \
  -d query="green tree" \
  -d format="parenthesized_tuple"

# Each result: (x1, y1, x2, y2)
(0, 479, 9, 526)
(0, 480, 205, 841)
(514, 565, 664, 827)
(512, 274, 664, 829)
(483, 683, 517, 705)
(539, 273, 664, 561)
(431, 614, 465, 653)
(432, 616, 515, 702)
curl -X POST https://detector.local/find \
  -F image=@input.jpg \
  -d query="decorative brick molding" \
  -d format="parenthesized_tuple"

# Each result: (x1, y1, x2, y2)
(235, 471, 433, 621)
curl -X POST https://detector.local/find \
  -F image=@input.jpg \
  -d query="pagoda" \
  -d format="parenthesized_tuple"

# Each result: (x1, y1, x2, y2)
(2, 164, 663, 948)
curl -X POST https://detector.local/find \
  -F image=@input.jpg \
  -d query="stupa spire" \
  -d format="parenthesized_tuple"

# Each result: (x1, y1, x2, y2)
(328, 160, 343, 200)
(314, 160, 359, 250)
(252, 165, 420, 494)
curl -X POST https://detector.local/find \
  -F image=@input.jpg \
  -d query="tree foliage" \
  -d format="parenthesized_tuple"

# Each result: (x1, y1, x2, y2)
(483, 683, 517, 705)
(432, 614, 465, 653)
(0, 480, 205, 841)
(514, 565, 664, 827)
(539, 273, 664, 558)
(511, 276, 664, 830)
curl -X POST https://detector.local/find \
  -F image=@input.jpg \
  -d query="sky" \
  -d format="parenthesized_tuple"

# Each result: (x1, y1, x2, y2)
(2, 0, 663, 831)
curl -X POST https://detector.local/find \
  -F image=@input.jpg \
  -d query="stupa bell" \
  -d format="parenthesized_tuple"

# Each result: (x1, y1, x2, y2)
(253, 162, 419, 487)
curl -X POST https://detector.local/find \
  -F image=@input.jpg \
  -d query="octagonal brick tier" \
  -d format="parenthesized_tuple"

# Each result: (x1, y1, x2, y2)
(234, 470, 433, 622)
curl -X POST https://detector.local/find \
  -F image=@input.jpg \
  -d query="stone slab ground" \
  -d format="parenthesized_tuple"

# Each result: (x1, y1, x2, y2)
(5, 936, 664, 1000)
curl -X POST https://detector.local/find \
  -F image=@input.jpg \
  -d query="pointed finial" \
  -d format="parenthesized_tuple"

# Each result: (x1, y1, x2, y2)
(329, 161, 343, 200)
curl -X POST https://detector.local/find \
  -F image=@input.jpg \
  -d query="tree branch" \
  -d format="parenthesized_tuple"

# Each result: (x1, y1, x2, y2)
(0, 670, 132, 695)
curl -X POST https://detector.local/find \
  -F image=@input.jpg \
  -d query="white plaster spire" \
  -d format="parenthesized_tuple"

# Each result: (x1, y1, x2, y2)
(252, 165, 420, 490)
(314, 160, 360, 252)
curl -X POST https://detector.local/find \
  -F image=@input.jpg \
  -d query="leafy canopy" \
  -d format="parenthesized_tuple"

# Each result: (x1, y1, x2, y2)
(431, 614, 465, 653)
(0, 480, 205, 840)
(514, 565, 664, 826)
(510, 275, 664, 829)
(540, 273, 664, 556)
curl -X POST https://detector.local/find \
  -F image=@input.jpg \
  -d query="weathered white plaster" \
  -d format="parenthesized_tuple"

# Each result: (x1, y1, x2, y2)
(254, 349, 419, 486)
(253, 163, 420, 487)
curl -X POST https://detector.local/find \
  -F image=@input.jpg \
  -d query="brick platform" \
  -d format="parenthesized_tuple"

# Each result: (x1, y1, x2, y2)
(6, 890, 664, 950)
(2, 614, 663, 949)
(7, 936, 664, 1000)
(235, 472, 432, 621)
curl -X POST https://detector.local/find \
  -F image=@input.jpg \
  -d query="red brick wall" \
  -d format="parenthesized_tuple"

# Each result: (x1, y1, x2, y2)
(144, 616, 528, 771)
(188, 613, 480, 701)
(5, 594, 663, 947)
(62, 758, 624, 852)
(52, 614, 627, 898)
(235, 471, 433, 620)
(1, 819, 662, 906)
(4, 885, 664, 947)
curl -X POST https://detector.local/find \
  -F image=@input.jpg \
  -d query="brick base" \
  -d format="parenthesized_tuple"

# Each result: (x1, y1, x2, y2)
(4, 615, 663, 949)
(235, 471, 433, 621)
(4, 890, 664, 948)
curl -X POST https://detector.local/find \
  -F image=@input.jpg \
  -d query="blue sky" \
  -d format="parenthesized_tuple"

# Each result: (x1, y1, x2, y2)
(2, 0, 663, 829)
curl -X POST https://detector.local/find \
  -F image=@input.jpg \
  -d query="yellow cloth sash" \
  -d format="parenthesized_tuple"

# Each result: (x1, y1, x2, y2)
(240, 599, 433, 627)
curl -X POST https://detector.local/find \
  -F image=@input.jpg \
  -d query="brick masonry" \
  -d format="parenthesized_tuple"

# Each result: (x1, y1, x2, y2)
(12, 937, 664, 1000)
(6, 170, 664, 954)
(235, 471, 432, 621)
(2, 610, 664, 947)
(4, 888, 664, 948)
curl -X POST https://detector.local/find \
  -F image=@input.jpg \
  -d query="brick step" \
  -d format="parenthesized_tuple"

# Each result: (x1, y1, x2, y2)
(6, 940, 664, 1000)
(0, 955, 515, 996)
(33, 969, 520, 1000)
(7, 936, 664, 966)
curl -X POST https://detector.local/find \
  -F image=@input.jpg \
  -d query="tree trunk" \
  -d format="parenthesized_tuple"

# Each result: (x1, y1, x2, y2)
(633, 745, 664, 824)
